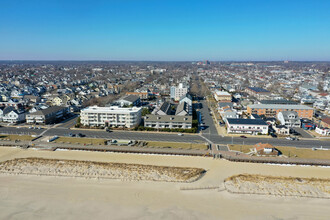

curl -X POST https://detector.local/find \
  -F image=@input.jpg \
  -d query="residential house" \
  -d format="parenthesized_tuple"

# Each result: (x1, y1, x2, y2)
(315, 127, 330, 136)
(245, 87, 271, 99)
(277, 111, 301, 128)
(2, 107, 26, 123)
(179, 93, 192, 106)
(175, 102, 190, 116)
(115, 95, 141, 107)
(273, 125, 290, 135)
(152, 102, 172, 115)
(226, 118, 269, 134)
(26, 106, 69, 124)
(144, 114, 192, 129)
(320, 117, 330, 128)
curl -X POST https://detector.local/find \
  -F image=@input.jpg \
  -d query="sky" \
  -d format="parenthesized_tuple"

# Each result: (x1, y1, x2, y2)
(0, 0, 330, 61)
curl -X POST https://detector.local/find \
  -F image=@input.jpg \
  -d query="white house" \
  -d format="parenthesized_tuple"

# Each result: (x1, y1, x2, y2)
(226, 118, 269, 134)
(2, 109, 26, 123)
(277, 111, 301, 128)
(315, 127, 330, 136)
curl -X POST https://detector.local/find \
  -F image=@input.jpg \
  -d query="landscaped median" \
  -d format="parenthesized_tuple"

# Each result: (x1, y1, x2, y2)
(228, 144, 330, 160)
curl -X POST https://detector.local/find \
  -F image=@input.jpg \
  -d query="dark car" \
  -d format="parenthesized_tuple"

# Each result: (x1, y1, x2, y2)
(240, 135, 247, 138)
(68, 133, 76, 137)
(77, 133, 85, 137)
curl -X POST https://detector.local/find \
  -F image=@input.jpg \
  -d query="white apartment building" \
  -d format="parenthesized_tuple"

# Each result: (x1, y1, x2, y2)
(170, 83, 188, 101)
(80, 106, 142, 128)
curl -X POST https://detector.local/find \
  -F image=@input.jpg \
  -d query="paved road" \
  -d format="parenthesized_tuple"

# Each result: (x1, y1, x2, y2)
(199, 100, 219, 136)
(55, 114, 78, 128)
(0, 126, 329, 149)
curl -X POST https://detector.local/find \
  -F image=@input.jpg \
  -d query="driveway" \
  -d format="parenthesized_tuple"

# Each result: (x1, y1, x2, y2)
(292, 127, 314, 139)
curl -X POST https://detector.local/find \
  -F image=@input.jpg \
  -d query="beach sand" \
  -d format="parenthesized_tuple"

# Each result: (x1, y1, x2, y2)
(0, 147, 330, 220)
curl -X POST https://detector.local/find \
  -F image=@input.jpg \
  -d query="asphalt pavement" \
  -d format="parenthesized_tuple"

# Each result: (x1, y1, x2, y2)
(199, 100, 219, 136)
(0, 126, 329, 149)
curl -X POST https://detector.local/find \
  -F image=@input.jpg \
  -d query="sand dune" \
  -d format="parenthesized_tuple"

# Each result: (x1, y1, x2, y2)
(225, 174, 330, 199)
(0, 157, 205, 182)
(0, 147, 330, 219)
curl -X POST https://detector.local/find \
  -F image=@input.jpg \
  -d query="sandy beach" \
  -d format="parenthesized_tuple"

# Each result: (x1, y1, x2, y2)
(0, 147, 330, 219)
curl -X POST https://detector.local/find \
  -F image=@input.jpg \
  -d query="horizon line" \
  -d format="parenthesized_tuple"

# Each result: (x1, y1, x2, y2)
(1, 59, 330, 62)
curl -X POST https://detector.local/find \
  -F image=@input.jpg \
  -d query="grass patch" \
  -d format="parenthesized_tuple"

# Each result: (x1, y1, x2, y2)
(146, 141, 208, 150)
(228, 144, 330, 160)
(228, 144, 253, 153)
(53, 137, 107, 145)
(0, 135, 35, 141)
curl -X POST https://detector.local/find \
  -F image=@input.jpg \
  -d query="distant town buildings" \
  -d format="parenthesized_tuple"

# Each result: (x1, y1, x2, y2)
(170, 83, 189, 101)
(245, 87, 271, 99)
(214, 90, 231, 102)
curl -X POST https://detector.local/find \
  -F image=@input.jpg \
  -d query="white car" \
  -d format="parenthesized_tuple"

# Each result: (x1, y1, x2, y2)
(178, 133, 183, 136)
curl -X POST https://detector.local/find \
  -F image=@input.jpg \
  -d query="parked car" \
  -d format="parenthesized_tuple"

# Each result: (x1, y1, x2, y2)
(240, 135, 247, 138)
(77, 133, 85, 137)
(68, 133, 76, 137)
(178, 133, 184, 136)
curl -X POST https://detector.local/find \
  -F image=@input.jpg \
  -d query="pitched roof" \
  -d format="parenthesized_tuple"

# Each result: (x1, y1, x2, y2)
(145, 114, 192, 123)
(29, 106, 66, 116)
(158, 102, 171, 115)
(247, 87, 270, 93)
(179, 93, 192, 101)
(175, 102, 188, 115)
(321, 117, 330, 126)
(119, 95, 140, 103)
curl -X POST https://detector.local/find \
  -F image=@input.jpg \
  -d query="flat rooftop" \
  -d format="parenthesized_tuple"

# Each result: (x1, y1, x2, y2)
(248, 104, 313, 110)
(82, 106, 142, 114)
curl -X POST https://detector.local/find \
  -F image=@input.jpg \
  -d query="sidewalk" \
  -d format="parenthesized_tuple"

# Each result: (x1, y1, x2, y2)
(71, 127, 199, 135)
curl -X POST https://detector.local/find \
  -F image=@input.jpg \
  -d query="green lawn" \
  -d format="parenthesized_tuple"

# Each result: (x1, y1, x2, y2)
(146, 141, 208, 150)
(0, 135, 35, 141)
(53, 137, 107, 145)
(228, 144, 330, 160)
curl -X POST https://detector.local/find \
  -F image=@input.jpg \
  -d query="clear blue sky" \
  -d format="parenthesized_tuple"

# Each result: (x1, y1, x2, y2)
(0, 0, 329, 61)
